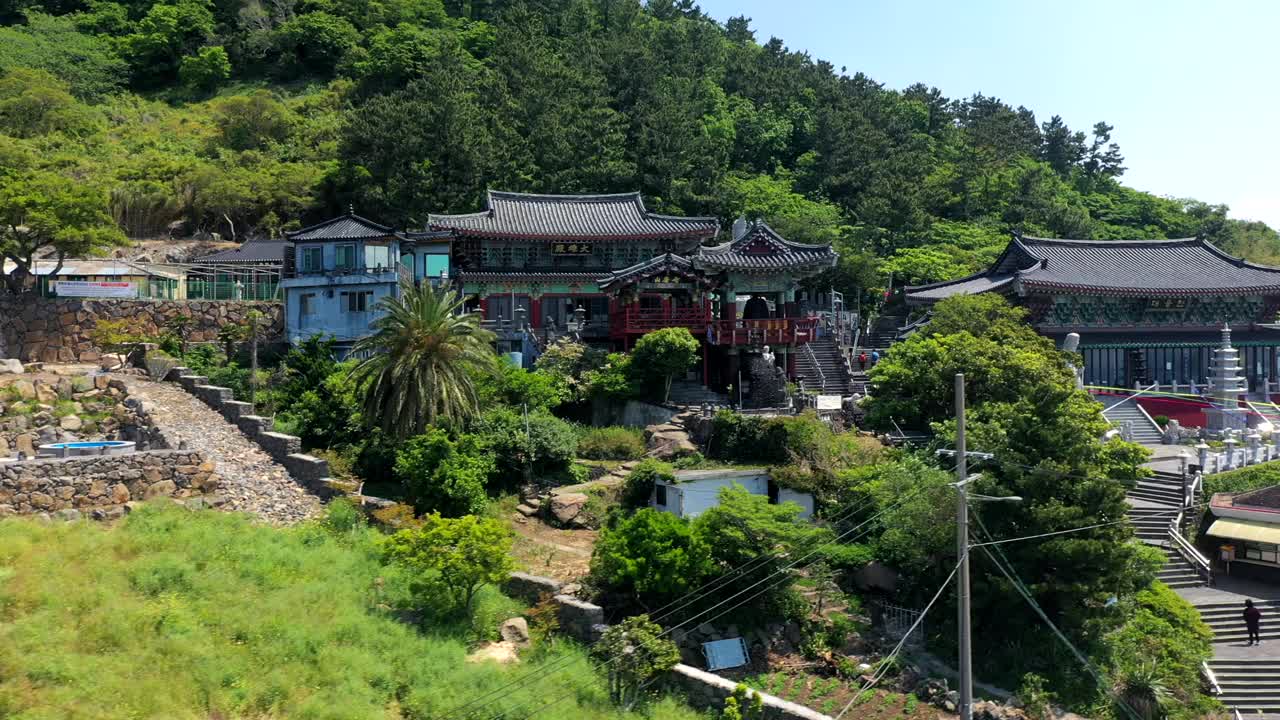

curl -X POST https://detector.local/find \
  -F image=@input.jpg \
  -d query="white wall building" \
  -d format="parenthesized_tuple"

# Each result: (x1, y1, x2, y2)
(652, 468, 814, 520)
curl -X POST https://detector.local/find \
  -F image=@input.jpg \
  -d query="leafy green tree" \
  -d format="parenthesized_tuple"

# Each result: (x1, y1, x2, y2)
(0, 169, 126, 293)
(278, 360, 364, 450)
(120, 0, 215, 87)
(534, 337, 603, 403)
(0, 67, 100, 138)
(630, 327, 700, 402)
(693, 486, 832, 621)
(394, 429, 492, 516)
(620, 458, 675, 509)
(275, 12, 359, 76)
(475, 358, 568, 412)
(350, 283, 495, 439)
(589, 615, 681, 709)
(177, 45, 229, 92)
(209, 91, 296, 151)
(0, 13, 126, 100)
(382, 512, 513, 612)
(591, 508, 714, 607)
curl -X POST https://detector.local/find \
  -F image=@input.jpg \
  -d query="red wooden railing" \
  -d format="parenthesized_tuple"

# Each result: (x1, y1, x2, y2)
(610, 307, 817, 346)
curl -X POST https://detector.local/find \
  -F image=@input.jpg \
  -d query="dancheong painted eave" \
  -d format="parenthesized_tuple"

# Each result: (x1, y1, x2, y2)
(426, 190, 720, 241)
(905, 233, 1280, 304)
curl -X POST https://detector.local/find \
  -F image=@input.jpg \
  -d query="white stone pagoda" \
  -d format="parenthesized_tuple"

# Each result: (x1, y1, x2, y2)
(1206, 324, 1250, 433)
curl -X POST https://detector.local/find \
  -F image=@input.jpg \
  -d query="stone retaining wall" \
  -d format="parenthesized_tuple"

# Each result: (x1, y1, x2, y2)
(162, 367, 343, 500)
(0, 296, 282, 363)
(668, 664, 833, 720)
(0, 449, 217, 519)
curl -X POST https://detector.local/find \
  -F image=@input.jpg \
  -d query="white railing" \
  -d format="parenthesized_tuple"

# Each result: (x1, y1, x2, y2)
(1202, 661, 1222, 695)
(1169, 471, 1212, 585)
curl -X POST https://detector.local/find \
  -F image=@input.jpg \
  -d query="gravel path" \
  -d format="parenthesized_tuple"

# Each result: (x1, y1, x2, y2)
(119, 375, 322, 524)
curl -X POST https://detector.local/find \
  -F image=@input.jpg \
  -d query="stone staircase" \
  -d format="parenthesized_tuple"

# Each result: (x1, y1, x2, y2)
(1123, 470, 1206, 590)
(794, 336, 857, 396)
(1100, 395, 1164, 444)
(667, 380, 729, 407)
(864, 314, 906, 351)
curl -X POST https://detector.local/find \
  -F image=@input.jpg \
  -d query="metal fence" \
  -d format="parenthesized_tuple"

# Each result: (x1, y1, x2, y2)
(881, 603, 924, 647)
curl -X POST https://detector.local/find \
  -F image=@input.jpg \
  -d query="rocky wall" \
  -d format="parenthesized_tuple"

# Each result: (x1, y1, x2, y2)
(0, 449, 218, 519)
(0, 296, 282, 363)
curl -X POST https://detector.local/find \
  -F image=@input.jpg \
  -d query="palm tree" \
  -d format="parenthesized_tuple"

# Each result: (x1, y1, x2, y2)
(349, 282, 496, 439)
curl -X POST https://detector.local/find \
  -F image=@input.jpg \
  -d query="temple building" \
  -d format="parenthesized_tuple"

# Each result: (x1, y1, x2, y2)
(429, 191, 836, 388)
(282, 192, 838, 391)
(905, 234, 1280, 393)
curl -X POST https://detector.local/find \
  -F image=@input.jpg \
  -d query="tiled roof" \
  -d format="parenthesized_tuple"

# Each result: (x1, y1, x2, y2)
(194, 240, 288, 264)
(598, 253, 707, 292)
(906, 235, 1280, 303)
(428, 191, 719, 240)
(694, 220, 836, 274)
(286, 211, 398, 242)
(903, 273, 1015, 303)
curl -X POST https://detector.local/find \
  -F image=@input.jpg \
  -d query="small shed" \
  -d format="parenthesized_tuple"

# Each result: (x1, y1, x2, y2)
(652, 468, 814, 520)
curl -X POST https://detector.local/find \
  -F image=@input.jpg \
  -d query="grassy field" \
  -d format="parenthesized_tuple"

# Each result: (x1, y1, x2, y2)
(0, 503, 702, 720)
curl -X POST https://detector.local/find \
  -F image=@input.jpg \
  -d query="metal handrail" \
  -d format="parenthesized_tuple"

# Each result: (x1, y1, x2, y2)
(1202, 661, 1222, 695)
(803, 342, 825, 393)
(1169, 471, 1212, 584)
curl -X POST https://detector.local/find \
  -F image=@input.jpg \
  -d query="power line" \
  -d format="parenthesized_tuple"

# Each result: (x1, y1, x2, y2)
(972, 515, 1145, 720)
(832, 556, 964, 720)
(443, 486, 928, 720)
(486, 496, 927, 720)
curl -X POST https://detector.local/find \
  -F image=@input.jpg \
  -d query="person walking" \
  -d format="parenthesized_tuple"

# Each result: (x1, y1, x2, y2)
(871, 349, 881, 366)
(858, 352, 868, 371)
(1245, 599, 1263, 645)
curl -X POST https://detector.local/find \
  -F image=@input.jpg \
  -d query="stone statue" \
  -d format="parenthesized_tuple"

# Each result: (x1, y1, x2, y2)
(761, 344, 775, 366)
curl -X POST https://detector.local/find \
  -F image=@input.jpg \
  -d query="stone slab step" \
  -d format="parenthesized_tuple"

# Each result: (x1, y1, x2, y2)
(516, 504, 538, 517)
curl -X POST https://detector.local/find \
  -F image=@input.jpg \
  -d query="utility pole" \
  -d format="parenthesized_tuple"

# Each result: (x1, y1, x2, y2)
(955, 372, 972, 720)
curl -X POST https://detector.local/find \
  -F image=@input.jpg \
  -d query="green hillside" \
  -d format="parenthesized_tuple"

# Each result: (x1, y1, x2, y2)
(1, 0, 1276, 293)
(0, 502, 701, 719)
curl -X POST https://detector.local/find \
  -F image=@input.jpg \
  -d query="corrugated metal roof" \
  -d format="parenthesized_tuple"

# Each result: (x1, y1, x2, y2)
(5, 259, 186, 279)
(429, 191, 719, 240)
(1207, 517, 1280, 544)
(694, 220, 836, 273)
(194, 240, 288, 264)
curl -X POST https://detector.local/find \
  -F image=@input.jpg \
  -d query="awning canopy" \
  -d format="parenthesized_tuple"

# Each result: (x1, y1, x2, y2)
(1207, 518, 1280, 545)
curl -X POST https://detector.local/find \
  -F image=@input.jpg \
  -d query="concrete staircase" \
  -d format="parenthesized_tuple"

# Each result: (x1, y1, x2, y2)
(794, 336, 857, 396)
(1123, 470, 1206, 589)
(1128, 474, 1186, 506)
(1101, 395, 1164, 444)
(1200, 599, 1280, 646)
(1208, 656, 1280, 714)
(1157, 546, 1205, 589)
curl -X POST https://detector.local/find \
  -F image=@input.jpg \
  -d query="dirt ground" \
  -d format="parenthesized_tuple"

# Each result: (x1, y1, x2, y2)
(505, 512, 598, 582)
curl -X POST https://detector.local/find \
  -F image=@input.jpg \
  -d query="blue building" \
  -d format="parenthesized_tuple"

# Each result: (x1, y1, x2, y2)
(280, 210, 451, 353)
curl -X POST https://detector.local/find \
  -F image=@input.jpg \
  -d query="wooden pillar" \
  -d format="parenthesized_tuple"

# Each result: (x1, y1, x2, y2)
(786, 345, 796, 378)
(479, 295, 489, 318)
(529, 296, 542, 329)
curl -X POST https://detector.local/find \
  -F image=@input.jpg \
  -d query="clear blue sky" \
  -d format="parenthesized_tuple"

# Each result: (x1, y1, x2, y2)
(696, 0, 1280, 230)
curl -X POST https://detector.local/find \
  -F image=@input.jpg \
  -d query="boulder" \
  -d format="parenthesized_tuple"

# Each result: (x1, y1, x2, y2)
(0, 359, 23, 374)
(59, 415, 83, 431)
(550, 493, 589, 525)
(53, 509, 82, 522)
(499, 617, 530, 645)
(11, 379, 35, 400)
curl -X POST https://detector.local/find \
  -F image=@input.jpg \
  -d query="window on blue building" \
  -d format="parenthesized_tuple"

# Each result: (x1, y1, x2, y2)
(335, 244, 356, 270)
(425, 254, 449, 279)
(365, 244, 390, 269)
(342, 291, 372, 312)
(300, 247, 322, 273)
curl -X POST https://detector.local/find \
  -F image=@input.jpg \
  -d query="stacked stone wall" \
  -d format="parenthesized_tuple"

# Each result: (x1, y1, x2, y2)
(162, 367, 346, 500)
(0, 449, 217, 519)
(0, 296, 282, 363)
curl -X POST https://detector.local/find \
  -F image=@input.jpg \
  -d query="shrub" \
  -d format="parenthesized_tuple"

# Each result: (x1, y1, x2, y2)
(477, 359, 568, 412)
(382, 513, 514, 613)
(621, 458, 675, 509)
(471, 407, 577, 485)
(590, 615, 681, 708)
(1153, 414, 1169, 427)
(590, 509, 713, 607)
(394, 429, 493, 517)
(578, 426, 647, 460)
(583, 351, 637, 400)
